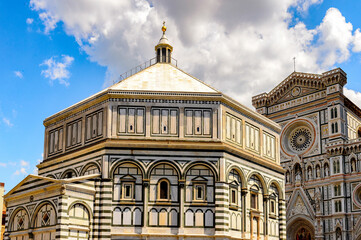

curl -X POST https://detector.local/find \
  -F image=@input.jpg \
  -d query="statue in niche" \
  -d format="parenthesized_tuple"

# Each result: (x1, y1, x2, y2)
(295, 164, 302, 182)
(315, 188, 322, 213)
(324, 164, 329, 177)
(286, 171, 290, 183)
(351, 159, 356, 173)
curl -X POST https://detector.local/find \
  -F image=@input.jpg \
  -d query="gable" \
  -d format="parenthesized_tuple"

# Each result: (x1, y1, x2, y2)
(287, 188, 315, 220)
(275, 86, 322, 104)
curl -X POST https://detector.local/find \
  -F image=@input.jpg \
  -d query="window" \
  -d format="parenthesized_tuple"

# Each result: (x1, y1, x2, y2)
(193, 184, 205, 201)
(334, 184, 341, 197)
(122, 183, 134, 200)
(333, 160, 340, 174)
(118, 107, 145, 135)
(185, 108, 212, 137)
(270, 200, 276, 214)
(334, 108, 338, 118)
(66, 119, 82, 148)
(158, 179, 170, 200)
(331, 108, 334, 119)
(335, 200, 342, 213)
(231, 189, 237, 204)
(263, 132, 276, 160)
(86, 110, 103, 141)
(251, 193, 258, 209)
(151, 108, 178, 136)
(226, 113, 243, 145)
(245, 123, 260, 153)
(48, 127, 63, 155)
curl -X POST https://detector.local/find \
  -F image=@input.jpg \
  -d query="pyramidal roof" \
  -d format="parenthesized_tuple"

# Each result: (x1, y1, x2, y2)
(110, 63, 218, 93)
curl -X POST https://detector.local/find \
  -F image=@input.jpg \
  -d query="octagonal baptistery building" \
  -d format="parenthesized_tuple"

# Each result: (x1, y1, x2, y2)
(4, 26, 285, 240)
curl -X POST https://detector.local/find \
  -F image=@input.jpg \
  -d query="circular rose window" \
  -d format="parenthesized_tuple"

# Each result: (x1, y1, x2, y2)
(353, 184, 361, 208)
(289, 127, 312, 152)
(280, 119, 316, 156)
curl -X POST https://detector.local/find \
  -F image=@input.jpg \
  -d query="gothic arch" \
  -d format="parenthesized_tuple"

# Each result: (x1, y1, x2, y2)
(287, 216, 315, 240)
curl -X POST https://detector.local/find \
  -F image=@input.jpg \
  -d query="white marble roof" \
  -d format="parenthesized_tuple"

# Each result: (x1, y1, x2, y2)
(111, 63, 218, 93)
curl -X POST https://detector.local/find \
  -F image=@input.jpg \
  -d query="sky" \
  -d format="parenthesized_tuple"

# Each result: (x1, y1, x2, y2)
(1, 0, 361, 192)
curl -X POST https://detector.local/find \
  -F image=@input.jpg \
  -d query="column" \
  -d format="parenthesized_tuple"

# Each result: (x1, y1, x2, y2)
(215, 158, 229, 238)
(241, 188, 248, 238)
(263, 195, 269, 240)
(278, 199, 287, 240)
(179, 180, 185, 235)
(142, 180, 149, 234)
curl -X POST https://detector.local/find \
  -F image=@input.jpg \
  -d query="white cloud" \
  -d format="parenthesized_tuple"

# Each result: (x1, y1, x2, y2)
(40, 55, 74, 86)
(20, 160, 30, 167)
(26, 18, 34, 24)
(0, 162, 7, 167)
(344, 87, 361, 108)
(14, 71, 23, 79)
(30, 1, 361, 107)
(3, 117, 13, 127)
(14, 167, 27, 176)
(353, 28, 361, 52)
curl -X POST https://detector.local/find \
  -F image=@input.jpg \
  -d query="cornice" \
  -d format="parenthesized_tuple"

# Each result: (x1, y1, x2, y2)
(37, 138, 285, 174)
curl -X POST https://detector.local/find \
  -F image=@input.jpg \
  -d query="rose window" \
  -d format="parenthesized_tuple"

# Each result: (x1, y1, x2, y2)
(290, 128, 312, 152)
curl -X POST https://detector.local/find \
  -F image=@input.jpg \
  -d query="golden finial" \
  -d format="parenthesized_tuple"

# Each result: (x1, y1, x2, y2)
(162, 21, 167, 32)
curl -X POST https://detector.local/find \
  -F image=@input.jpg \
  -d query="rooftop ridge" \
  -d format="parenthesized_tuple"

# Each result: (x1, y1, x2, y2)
(116, 57, 178, 84)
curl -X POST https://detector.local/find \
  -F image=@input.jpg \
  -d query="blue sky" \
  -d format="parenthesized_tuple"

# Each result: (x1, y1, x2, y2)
(1, 0, 361, 192)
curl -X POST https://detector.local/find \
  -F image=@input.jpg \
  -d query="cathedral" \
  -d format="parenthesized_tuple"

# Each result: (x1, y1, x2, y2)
(4, 25, 286, 240)
(253, 68, 361, 239)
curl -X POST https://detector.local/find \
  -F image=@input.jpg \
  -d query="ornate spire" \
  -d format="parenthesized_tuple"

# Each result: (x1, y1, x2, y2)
(155, 21, 173, 63)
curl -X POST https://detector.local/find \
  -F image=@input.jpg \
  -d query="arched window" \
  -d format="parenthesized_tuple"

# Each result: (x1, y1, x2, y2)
(358, 127, 361, 138)
(62, 169, 76, 179)
(331, 108, 334, 119)
(333, 160, 340, 174)
(34, 203, 56, 228)
(11, 209, 29, 231)
(335, 122, 338, 133)
(332, 123, 335, 134)
(158, 179, 169, 200)
(228, 169, 242, 206)
(334, 108, 338, 118)
(82, 164, 100, 175)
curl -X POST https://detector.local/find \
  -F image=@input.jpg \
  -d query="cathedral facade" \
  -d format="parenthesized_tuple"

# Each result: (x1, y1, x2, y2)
(253, 69, 361, 240)
(4, 27, 286, 240)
